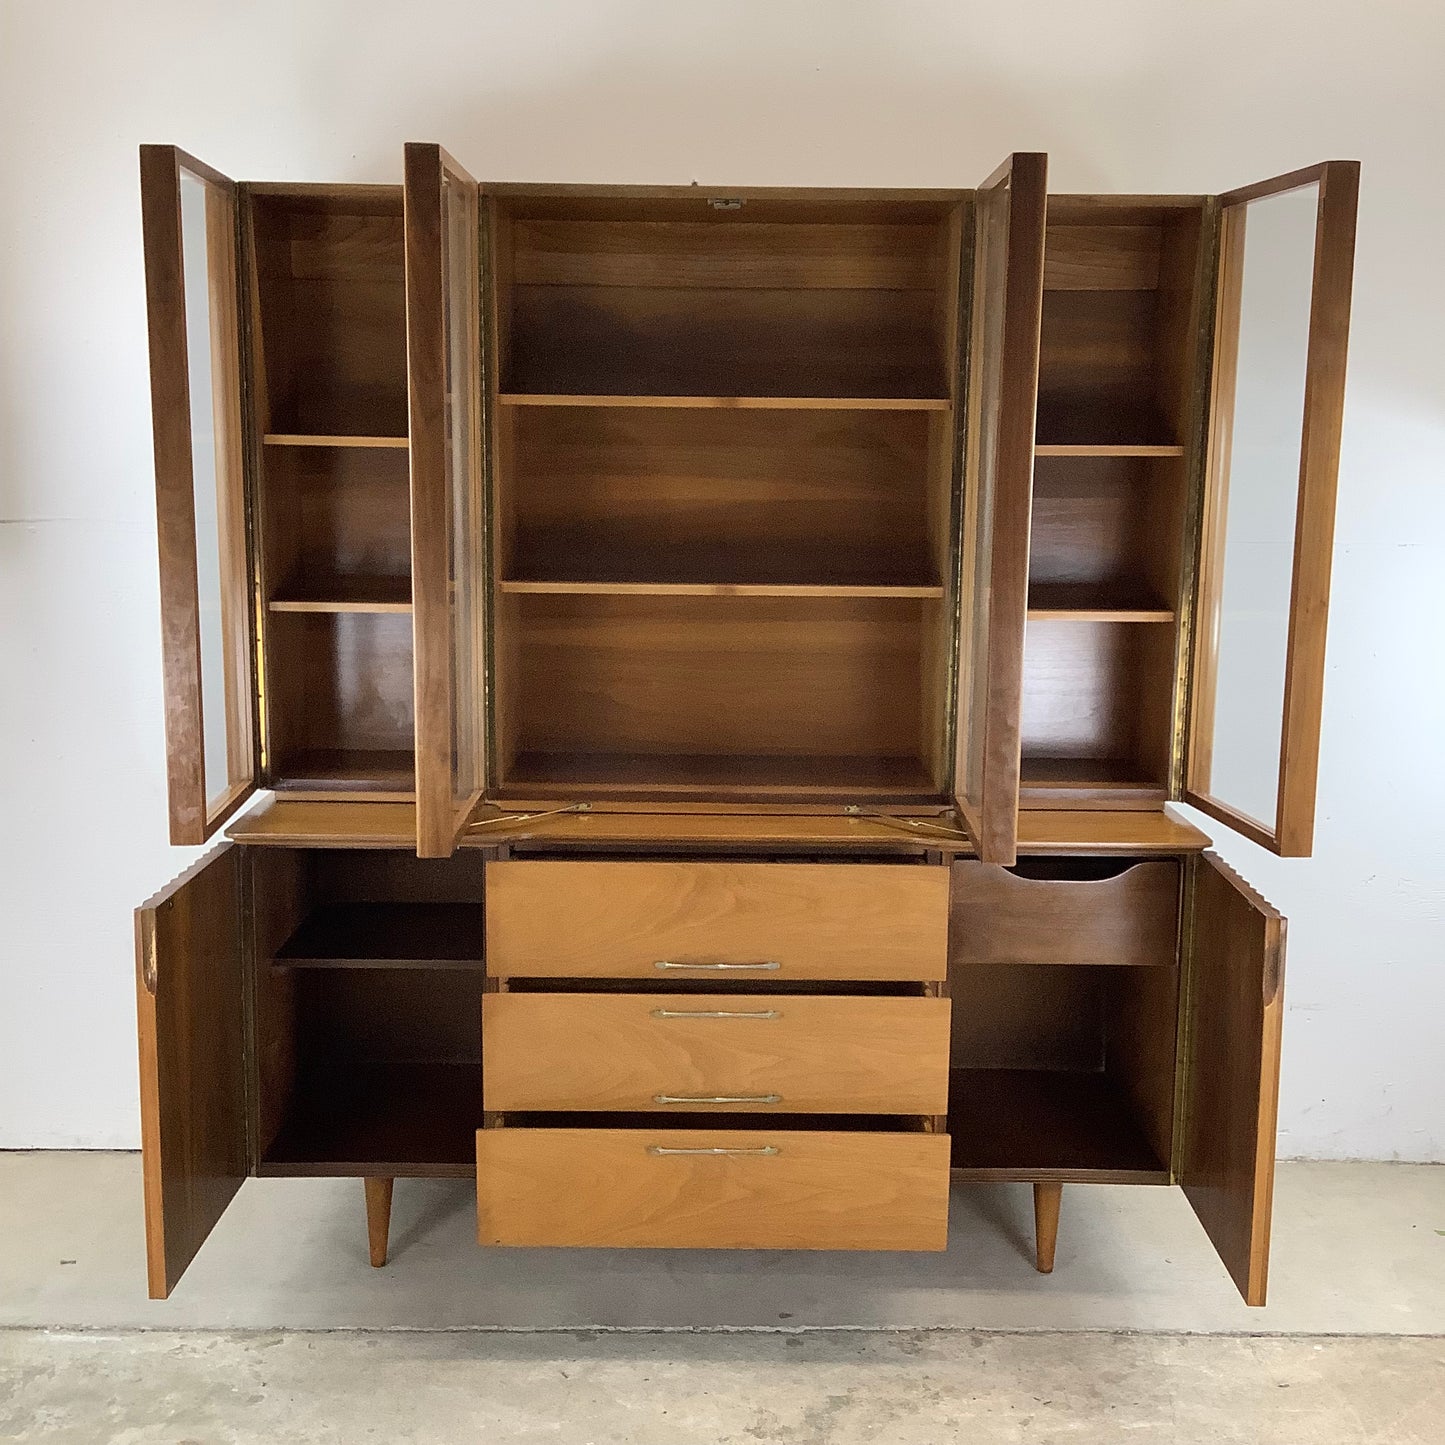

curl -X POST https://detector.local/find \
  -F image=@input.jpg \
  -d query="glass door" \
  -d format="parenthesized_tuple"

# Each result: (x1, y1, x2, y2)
(954, 154, 1047, 865)
(405, 144, 487, 857)
(1185, 162, 1359, 855)
(139, 146, 256, 843)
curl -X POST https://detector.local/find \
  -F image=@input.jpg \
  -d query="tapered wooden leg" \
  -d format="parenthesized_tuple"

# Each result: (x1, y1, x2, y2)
(1033, 1181, 1062, 1274)
(364, 1177, 394, 1268)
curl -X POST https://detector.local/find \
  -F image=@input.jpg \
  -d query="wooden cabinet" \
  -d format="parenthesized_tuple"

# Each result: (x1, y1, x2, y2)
(134, 145, 1357, 1309)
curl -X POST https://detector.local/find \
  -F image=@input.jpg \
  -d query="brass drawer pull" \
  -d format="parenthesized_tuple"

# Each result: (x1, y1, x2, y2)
(650, 1008, 781, 1020)
(647, 1144, 780, 1157)
(653, 1093, 782, 1105)
(654, 960, 781, 971)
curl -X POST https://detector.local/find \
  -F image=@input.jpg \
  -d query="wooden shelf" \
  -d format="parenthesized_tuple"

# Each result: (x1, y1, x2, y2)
(1019, 755, 1168, 805)
(268, 576, 413, 614)
(259, 1059, 479, 1178)
(273, 903, 486, 969)
(948, 1068, 1169, 1183)
(502, 579, 942, 600)
(1034, 443, 1183, 458)
(500, 750, 940, 803)
(499, 394, 950, 412)
(273, 748, 415, 795)
(1027, 583, 1174, 623)
(263, 434, 408, 448)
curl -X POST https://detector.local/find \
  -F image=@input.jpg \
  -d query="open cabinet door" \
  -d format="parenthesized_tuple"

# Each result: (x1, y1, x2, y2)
(135, 846, 248, 1298)
(953, 154, 1047, 865)
(1180, 851, 1287, 1306)
(406, 143, 487, 858)
(140, 146, 257, 843)
(1185, 162, 1359, 855)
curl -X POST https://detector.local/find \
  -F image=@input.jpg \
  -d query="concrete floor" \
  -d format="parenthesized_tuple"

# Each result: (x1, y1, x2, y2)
(1, 1154, 1443, 1442)
(3, 1329, 1443, 1444)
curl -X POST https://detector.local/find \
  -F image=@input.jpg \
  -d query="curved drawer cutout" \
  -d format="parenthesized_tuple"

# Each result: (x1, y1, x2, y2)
(950, 858, 1179, 967)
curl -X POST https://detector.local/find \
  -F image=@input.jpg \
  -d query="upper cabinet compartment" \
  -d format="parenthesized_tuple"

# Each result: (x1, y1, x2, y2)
(139, 147, 257, 843)
(492, 190, 960, 403)
(1186, 163, 1359, 856)
(1020, 197, 1209, 810)
(248, 186, 416, 799)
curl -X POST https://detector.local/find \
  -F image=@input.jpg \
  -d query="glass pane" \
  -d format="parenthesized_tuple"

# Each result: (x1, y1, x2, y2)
(959, 179, 1010, 813)
(178, 166, 248, 814)
(1203, 183, 1319, 827)
(441, 169, 484, 806)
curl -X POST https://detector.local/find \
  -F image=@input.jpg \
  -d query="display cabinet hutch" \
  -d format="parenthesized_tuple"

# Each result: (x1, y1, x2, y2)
(135, 144, 1357, 1303)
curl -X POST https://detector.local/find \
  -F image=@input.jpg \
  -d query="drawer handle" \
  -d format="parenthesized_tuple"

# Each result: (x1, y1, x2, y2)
(654, 960, 781, 971)
(653, 1093, 783, 1105)
(650, 1008, 781, 1020)
(647, 1144, 780, 1157)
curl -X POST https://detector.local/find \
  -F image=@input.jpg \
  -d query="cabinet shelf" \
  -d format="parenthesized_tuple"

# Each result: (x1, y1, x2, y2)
(501, 579, 942, 600)
(499, 393, 950, 412)
(273, 902, 486, 969)
(948, 1068, 1169, 1183)
(501, 750, 939, 803)
(268, 576, 413, 613)
(263, 434, 409, 449)
(1034, 443, 1183, 458)
(272, 747, 416, 795)
(1027, 583, 1174, 622)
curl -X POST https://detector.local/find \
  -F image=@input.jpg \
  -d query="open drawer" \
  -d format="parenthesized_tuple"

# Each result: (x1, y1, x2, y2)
(950, 858, 1179, 968)
(476, 1126, 951, 1250)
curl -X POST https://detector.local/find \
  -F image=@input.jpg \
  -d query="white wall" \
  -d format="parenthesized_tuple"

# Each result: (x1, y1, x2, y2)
(2, 0, 1442, 1157)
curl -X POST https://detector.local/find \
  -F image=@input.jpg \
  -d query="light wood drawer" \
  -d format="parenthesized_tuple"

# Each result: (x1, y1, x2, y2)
(485, 860, 949, 981)
(483, 993, 951, 1113)
(950, 860, 1179, 967)
(475, 1127, 951, 1250)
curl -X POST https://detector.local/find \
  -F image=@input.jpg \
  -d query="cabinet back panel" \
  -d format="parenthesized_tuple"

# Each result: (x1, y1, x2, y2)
(1030, 456, 1185, 609)
(505, 406, 934, 587)
(506, 285, 946, 399)
(260, 445, 411, 597)
(1020, 620, 1176, 787)
(514, 593, 922, 757)
(267, 612, 415, 789)
(250, 192, 407, 436)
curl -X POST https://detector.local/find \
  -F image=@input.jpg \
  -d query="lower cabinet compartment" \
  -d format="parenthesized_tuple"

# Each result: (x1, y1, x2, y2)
(475, 1127, 952, 1250)
(947, 962, 1178, 1182)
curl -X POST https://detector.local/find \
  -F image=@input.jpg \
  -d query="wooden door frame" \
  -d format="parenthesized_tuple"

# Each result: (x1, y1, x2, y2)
(140, 144, 256, 843)
(1185, 161, 1359, 855)
(953, 152, 1047, 866)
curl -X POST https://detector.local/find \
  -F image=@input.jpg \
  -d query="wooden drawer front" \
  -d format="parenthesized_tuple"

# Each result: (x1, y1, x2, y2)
(485, 861, 949, 981)
(483, 993, 951, 1114)
(476, 1128, 950, 1250)
(950, 860, 1179, 968)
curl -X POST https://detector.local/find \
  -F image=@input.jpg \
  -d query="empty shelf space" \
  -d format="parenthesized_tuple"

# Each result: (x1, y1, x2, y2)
(500, 750, 940, 803)
(273, 902, 486, 969)
(259, 1059, 480, 1177)
(1027, 583, 1174, 622)
(499, 394, 950, 412)
(1019, 755, 1168, 799)
(948, 1068, 1169, 1183)
(1035, 398, 1180, 451)
(272, 748, 416, 795)
(263, 434, 408, 449)
(501, 579, 944, 599)
(268, 575, 412, 613)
